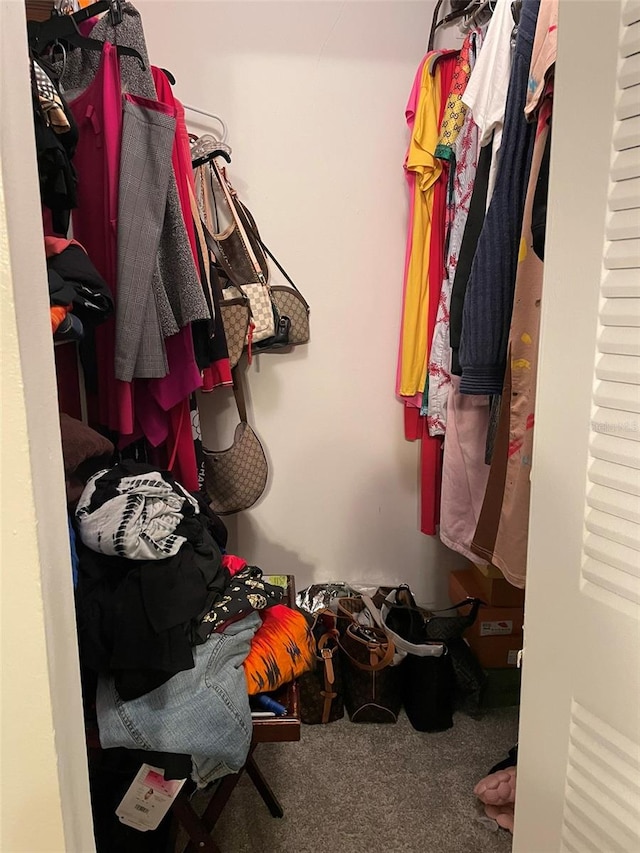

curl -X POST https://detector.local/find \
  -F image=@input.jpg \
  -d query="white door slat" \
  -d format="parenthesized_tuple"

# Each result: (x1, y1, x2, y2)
(623, 0, 640, 27)
(589, 432, 640, 469)
(591, 406, 640, 442)
(607, 208, 640, 241)
(619, 51, 640, 90)
(604, 238, 640, 269)
(587, 483, 640, 523)
(586, 508, 640, 552)
(598, 325, 640, 355)
(601, 268, 640, 298)
(621, 19, 640, 56)
(609, 175, 640, 209)
(595, 353, 640, 384)
(599, 297, 640, 327)
(617, 85, 640, 121)
(593, 380, 640, 413)
(589, 458, 640, 496)
(612, 147, 640, 181)
(583, 533, 640, 578)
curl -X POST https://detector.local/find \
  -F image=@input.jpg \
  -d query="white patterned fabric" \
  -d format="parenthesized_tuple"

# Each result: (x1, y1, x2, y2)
(76, 468, 199, 560)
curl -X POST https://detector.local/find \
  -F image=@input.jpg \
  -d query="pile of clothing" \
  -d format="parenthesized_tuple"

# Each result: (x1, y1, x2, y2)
(74, 461, 313, 786)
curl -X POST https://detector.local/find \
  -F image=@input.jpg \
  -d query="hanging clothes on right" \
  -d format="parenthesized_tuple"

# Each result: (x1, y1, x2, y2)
(472, 0, 558, 586)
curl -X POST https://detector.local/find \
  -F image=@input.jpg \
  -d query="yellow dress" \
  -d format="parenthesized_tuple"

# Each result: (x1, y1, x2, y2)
(399, 62, 443, 398)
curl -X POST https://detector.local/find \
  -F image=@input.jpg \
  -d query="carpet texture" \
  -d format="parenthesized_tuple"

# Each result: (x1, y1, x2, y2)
(185, 708, 518, 853)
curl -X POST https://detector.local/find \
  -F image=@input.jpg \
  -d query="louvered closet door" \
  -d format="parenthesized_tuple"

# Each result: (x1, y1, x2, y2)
(513, 1, 640, 851)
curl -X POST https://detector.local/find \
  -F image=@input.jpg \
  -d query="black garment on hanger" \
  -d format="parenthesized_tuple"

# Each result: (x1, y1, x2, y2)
(31, 55, 78, 235)
(191, 237, 230, 372)
(450, 141, 493, 376)
(531, 126, 551, 261)
(47, 243, 113, 324)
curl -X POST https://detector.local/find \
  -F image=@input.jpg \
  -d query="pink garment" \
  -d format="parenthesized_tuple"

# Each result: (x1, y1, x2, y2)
(439, 375, 490, 562)
(69, 42, 126, 434)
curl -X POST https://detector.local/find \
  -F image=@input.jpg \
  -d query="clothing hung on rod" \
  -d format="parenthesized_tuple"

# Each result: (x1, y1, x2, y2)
(396, 0, 557, 587)
(37, 2, 234, 490)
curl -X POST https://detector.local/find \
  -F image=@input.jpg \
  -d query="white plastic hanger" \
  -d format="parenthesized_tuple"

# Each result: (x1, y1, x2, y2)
(184, 107, 232, 160)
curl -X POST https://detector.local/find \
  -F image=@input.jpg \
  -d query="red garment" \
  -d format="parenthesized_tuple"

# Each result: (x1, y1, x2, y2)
(45, 237, 85, 258)
(419, 52, 457, 535)
(152, 69, 232, 394)
(222, 555, 249, 577)
(404, 405, 426, 441)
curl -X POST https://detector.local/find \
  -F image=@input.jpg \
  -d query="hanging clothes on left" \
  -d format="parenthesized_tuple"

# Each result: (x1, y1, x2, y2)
(60, 3, 220, 490)
(397, 49, 458, 535)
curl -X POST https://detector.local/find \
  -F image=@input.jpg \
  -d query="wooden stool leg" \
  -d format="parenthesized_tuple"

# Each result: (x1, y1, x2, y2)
(196, 765, 247, 834)
(245, 755, 284, 818)
(172, 792, 222, 853)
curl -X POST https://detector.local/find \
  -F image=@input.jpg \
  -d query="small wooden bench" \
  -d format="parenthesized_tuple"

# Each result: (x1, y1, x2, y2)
(171, 575, 301, 853)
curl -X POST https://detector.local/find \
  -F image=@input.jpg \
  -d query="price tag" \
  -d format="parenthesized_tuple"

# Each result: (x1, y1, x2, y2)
(116, 764, 185, 831)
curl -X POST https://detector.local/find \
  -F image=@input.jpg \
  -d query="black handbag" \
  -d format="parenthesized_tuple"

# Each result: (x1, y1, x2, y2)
(383, 587, 487, 719)
(376, 590, 455, 732)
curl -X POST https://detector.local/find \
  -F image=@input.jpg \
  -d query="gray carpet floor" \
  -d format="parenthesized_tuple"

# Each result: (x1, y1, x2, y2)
(184, 708, 518, 853)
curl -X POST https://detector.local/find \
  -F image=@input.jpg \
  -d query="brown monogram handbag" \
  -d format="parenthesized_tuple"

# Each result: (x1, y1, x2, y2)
(253, 239, 310, 347)
(338, 623, 401, 724)
(203, 368, 268, 515)
(218, 283, 251, 369)
(298, 610, 344, 725)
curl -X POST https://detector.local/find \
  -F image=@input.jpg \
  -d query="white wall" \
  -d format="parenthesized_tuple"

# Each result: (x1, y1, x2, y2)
(0, 3, 95, 850)
(139, 0, 464, 606)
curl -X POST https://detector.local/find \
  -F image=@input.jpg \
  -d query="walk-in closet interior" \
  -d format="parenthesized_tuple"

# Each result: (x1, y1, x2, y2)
(2, 0, 639, 851)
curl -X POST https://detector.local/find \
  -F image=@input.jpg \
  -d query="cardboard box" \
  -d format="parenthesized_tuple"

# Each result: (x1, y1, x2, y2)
(471, 564, 525, 607)
(466, 634, 523, 668)
(449, 570, 524, 639)
(474, 563, 505, 580)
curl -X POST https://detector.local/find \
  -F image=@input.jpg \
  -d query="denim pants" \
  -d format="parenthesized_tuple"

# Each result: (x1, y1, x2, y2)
(97, 613, 260, 786)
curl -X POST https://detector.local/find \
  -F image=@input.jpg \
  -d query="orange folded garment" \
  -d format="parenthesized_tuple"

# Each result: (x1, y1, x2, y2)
(244, 604, 315, 695)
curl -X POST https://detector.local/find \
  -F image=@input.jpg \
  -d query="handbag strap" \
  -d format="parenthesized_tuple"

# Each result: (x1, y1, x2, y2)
(317, 630, 339, 724)
(432, 597, 484, 613)
(236, 201, 309, 310)
(210, 160, 267, 285)
(231, 366, 248, 423)
(188, 180, 217, 320)
(338, 625, 395, 672)
(359, 595, 386, 631)
(196, 165, 224, 263)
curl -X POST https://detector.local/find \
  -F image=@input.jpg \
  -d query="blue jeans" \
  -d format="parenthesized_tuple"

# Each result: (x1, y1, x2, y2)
(97, 613, 260, 786)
